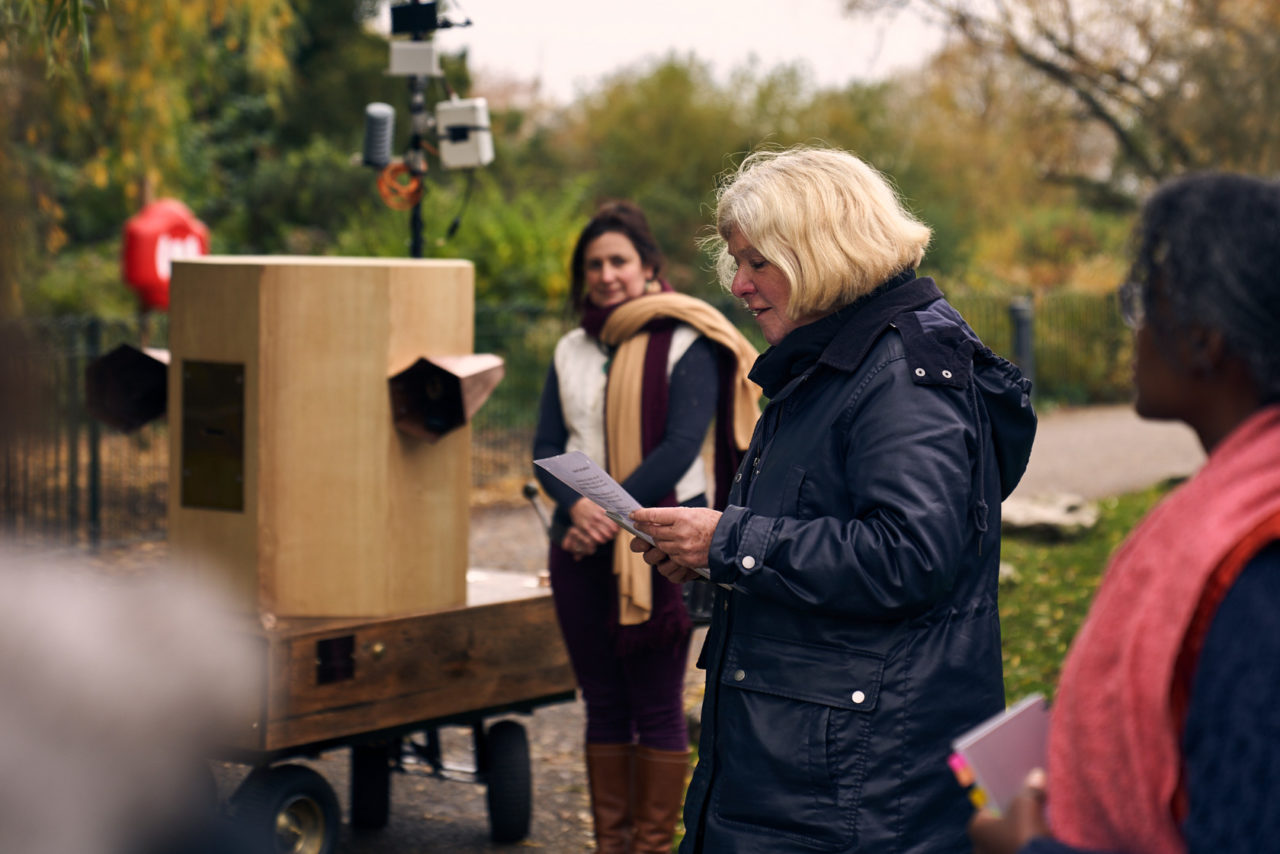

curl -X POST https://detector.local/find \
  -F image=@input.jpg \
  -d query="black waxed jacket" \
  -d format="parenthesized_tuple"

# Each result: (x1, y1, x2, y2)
(680, 275, 1036, 853)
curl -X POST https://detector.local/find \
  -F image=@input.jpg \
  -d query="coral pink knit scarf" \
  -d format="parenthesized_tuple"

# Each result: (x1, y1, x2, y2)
(1047, 404, 1280, 853)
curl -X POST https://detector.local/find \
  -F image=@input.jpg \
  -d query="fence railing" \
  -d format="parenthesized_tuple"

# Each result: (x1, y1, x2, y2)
(1, 291, 1130, 548)
(1, 317, 169, 548)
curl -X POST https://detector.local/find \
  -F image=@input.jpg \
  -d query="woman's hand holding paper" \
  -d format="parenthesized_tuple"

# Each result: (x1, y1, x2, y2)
(629, 507, 722, 579)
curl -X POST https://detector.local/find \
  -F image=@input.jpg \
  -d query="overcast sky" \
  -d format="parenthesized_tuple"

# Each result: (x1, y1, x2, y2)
(377, 0, 946, 104)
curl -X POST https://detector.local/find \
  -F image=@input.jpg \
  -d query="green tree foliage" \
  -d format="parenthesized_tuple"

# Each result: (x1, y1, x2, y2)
(551, 56, 749, 295)
(334, 171, 590, 306)
(186, 2, 410, 254)
(884, 43, 1134, 292)
(274, 0, 390, 149)
(58, 0, 297, 209)
(17, 0, 1275, 325)
(0, 0, 98, 316)
(1, 0, 94, 72)
(544, 56, 964, 296)
(3, 0, 300, 316)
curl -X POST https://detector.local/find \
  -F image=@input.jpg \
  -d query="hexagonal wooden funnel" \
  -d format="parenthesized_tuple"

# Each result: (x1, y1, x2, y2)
(388, 353, 504, 441)
(84, 344, 171, 432)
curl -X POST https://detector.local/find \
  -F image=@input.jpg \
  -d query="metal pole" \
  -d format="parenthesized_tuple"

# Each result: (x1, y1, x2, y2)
(67, 320, 81, 541)
(86, 317, 102, 549)
(407, 65, 428, 259)
(1009, 296, 1036, 394)
(410, 198, 424, 259)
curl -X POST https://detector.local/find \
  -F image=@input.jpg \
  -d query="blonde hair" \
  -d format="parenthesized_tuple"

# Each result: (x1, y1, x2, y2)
(707, 146, 932, 319)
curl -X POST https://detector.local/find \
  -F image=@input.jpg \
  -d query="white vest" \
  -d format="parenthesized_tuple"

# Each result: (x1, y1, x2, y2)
(553, 325, 707, 503)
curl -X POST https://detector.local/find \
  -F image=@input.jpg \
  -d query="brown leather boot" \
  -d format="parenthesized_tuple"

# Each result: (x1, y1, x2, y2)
(631, 745, 690, 853)
(585, 742, 635, 853)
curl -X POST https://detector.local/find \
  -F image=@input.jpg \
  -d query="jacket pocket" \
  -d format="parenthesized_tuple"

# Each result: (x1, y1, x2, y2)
(781, 464, 808, 517)
(712, 634, 884, 850)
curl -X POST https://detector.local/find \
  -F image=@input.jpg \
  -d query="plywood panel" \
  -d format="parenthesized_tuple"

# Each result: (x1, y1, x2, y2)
(167, 256, 476, 619)
(168, 260, 262, 605)
(386, 261, 474, 372)
(260, 261, 394, 616)
(384, 262, 474, 611)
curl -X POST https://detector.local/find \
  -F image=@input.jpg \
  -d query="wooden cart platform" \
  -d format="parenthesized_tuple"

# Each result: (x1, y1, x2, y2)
(217, 581, 576, 851)
(227, 590, 574, 759)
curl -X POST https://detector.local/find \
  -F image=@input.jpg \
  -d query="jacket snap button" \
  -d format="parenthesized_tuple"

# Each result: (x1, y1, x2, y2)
(851, 690, 866, 704)
(914, 367, 926, 377)
(734, 472, 742, 482)
(741, 555, 756, 569)
(942, 369, 953, 379)
(733, 669, 746, 681)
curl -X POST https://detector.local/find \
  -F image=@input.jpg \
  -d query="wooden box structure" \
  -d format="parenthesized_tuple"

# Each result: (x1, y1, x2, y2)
(224, 595, 576, 756)
(168, 256, 476, 619)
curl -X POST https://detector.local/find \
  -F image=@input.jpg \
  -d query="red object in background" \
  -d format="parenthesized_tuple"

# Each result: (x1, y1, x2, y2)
(121, 199, 210, 311)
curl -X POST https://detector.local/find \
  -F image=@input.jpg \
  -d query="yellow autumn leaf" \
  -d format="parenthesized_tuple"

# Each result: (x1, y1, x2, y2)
(46, 226, 68, 254)
(88, 161, 110, 189)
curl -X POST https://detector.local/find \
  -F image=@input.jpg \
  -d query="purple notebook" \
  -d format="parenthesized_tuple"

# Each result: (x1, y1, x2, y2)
(948, 693, 1049, 816)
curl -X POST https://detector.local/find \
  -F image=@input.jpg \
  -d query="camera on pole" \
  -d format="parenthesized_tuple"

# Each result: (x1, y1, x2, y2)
(362, 1, 493, 254)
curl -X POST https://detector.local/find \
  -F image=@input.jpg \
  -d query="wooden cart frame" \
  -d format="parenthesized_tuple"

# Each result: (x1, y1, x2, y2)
(219, 592, 576, 852)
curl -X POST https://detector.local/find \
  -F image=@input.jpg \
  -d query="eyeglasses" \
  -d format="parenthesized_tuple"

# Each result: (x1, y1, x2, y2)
(1118, 278, 1145, 330)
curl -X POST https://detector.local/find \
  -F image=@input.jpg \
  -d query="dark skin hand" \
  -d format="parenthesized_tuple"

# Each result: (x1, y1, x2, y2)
(969, 768, 1052, 854)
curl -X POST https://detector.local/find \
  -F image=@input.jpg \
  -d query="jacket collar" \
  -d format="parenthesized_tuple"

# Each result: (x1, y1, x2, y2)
(748, 301, 853, 397)
(818, 274, 942, 372)
(748, 270, 933, 399)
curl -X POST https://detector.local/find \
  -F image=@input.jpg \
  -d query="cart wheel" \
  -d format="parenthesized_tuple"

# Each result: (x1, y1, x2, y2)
(482, 720, 532, 843)
(230, 763, 340, 854)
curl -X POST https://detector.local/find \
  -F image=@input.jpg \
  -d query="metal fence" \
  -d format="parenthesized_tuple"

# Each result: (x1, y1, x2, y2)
(0, 291, 1129, 548)
(1, 317, 169, 548)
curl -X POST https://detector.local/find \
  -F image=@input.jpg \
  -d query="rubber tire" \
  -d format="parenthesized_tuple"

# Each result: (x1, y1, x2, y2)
(482, 720, 532, 843)
(230, 763, 341, 854)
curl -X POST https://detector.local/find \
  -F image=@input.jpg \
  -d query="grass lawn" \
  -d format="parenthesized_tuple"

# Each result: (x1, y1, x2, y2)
(997, 478, 1178, 702)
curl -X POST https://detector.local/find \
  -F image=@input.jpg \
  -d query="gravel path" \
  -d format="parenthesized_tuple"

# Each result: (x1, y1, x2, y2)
(1010, 403, 1204, 500)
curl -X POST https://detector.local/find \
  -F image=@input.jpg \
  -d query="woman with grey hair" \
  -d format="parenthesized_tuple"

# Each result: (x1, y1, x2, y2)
(631, 145, 1037, 852)
(971, 173, 1280, 854)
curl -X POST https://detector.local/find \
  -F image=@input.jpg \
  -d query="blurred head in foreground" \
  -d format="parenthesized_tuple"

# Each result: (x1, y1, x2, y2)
(0, 548, 259, 854)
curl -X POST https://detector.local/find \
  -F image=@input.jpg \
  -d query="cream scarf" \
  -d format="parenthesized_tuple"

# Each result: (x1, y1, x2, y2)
(599, 293, 761, 625)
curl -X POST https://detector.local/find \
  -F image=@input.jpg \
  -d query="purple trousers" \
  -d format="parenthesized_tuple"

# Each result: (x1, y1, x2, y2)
(548, 541, 691, 751)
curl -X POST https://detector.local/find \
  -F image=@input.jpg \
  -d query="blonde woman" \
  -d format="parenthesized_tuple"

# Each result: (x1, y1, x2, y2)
(632, 147, 1038, 852)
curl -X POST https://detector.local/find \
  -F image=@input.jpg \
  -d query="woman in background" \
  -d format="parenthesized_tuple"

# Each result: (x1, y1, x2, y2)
(532, 200, 759, 853)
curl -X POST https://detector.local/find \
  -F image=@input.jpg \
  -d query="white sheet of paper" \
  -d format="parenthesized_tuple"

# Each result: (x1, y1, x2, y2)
(535, 450, 729, 585)
(534, 451, 655, 546)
